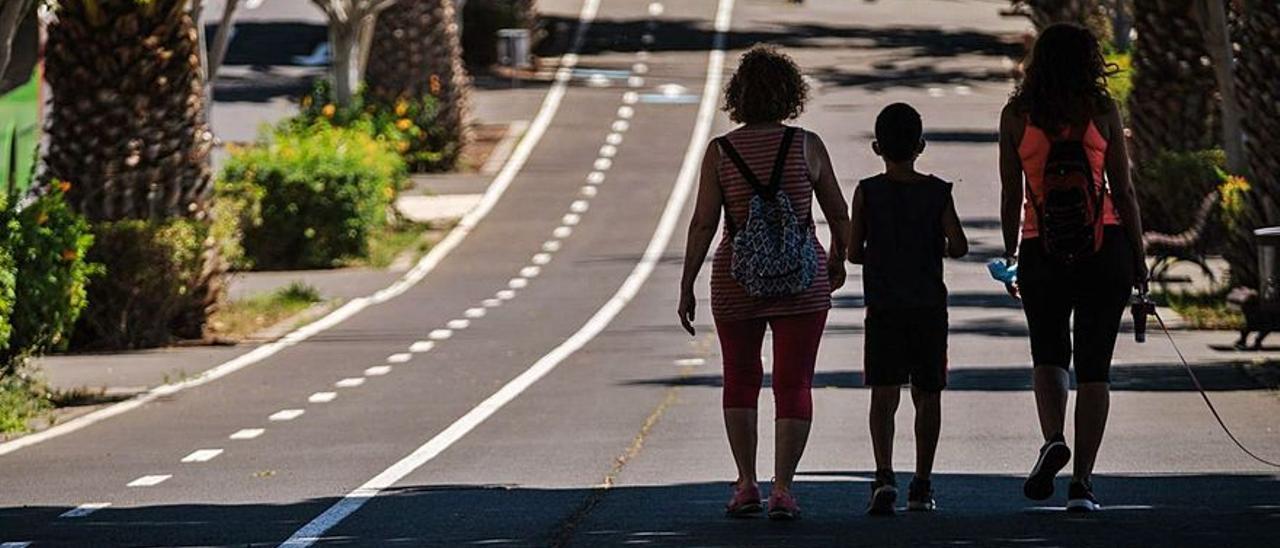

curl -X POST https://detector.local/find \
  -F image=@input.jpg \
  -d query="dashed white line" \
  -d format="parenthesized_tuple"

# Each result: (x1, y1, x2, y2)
(482, 298, 503, 307)
(593, 157, 613, 170)
(230, 428, 265, 439)
(308, 392, 338, 403)
(363, 366, 392, 377)
(508, 278, 529, 289)
(543, 240, 563, 252)
(611, 120, 630, 133)
(181, 449, 224, 463)
(636, 50, 651, 61)
(606, 132, 624, 145)
(648, 2, 665, 16)
(464, 307, 487, 319)
(496, 289, 517, 300)
(927, 87, 944, 97)
(532, 253, 552, 265)
(617, 106, 635, 119)
(278, 1, 733, 544)
(641, 34, 655, 46)
(447, 319, 471, 330)
(1, 541, 32, 547)
(127, 475, 172, 487)
(59, 502, 111, 518)
(387, 353, 412, 363)
(623, 91, 640, 104)
(581, 185, 599, 197)
(553, 226, 573, 239)
(632, 62, 649, 75)
(409, 340, 436, 353)
(269, 409, 306, 421)
(520, 266, 542, 279)
(587, 171, 607, 184)
(954, 85, 972, 95)
(598, 144, 618, 157)
(562, 213, 582, 226)
(674, 358, 706, 367)
(570, 200, 591, 213)
(429, 329, 454, 340)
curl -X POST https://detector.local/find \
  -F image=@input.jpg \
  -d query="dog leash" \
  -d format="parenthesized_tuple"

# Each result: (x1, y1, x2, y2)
(1152, 308, 1280, 469)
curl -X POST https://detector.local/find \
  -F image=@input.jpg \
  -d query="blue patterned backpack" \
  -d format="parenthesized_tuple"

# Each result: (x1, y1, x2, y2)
(718, 127, 818, 297)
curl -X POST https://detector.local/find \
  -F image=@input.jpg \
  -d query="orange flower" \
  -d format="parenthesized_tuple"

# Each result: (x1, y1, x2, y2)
(322, 104, 336, 118)
(394, 100, 409, 117)
(396, 141, 410, 153)
(395, 118, 413, 131)
(57, 180, 72, 193)
(61, 249, 78, 261)
(429, 74, 442, 96)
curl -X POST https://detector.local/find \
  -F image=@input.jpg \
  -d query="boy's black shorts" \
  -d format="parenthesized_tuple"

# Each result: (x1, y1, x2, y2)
(864, 306, 948, 391)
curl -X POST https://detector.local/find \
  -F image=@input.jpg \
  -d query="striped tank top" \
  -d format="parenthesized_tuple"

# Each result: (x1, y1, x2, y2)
(711, 126, 831, 321)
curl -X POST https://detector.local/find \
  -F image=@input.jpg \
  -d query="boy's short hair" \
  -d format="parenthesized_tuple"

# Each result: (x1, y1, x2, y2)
(875, 103, 923, 162)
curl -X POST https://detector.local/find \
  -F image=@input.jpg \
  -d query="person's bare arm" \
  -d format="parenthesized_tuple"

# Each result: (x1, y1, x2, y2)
(847, 184, 867, 264)
(1101, 100, 1148, 289)
(998, 102, 1025, 260)
(807, 131, 850, 290)
(941, 192, 968, 258)
(678, 141, 724, 336)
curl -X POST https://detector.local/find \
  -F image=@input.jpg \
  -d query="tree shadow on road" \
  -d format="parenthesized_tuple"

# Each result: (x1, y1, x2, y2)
(3, 473, 1274, 546)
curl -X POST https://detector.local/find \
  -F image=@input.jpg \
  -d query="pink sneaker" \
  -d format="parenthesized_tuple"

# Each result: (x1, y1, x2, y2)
(767, 489, 800, 520)
(725, 482, 763, 517)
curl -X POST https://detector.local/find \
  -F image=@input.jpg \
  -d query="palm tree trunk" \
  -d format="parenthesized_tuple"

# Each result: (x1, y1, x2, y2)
(1236, 0, 1280, 217)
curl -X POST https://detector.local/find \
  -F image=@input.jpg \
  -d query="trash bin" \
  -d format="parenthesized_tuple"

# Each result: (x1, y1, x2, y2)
(496, 28, 531, 70)
(1257, 227, 1280, 310)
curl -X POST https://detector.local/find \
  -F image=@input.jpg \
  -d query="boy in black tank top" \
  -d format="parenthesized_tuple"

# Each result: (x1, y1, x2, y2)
(848, 103, 968, 515)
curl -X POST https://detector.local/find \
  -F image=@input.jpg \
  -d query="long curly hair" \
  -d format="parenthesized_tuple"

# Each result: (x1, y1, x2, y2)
(723, 45, 809, 125)
(1011, 23, 1117, 133)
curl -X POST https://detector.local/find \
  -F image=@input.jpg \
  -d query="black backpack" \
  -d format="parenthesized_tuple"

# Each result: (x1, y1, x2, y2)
(1027, 123, 1107, 264)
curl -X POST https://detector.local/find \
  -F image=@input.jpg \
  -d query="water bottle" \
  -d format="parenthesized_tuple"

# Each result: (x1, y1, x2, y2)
(986, 258, 1017, 285)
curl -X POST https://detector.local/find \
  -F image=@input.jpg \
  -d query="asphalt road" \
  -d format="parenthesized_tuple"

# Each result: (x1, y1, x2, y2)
(3, 1, 1279, 546)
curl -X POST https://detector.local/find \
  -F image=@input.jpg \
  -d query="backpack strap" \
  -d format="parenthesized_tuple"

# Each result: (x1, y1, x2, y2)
(716, 136, 769, 196)
(767, 127, 798, 191)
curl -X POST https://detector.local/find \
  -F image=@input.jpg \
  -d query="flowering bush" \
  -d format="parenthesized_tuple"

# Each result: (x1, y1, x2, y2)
(218, 123, 406, 270)
(1, 182, 99, 370)
(292, 80, 454, 172)
(1218, 173, 1263, 288)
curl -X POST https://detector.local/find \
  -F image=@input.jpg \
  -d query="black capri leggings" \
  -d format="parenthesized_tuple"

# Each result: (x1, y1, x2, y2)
(1018, 227, 1135, 383)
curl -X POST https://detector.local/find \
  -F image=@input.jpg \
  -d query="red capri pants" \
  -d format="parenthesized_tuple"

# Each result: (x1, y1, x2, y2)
(714, 310, 828, 420)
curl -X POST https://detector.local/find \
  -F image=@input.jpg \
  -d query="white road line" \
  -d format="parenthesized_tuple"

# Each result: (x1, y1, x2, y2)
(632, 62, 649, 75)
(606, 132, 624, 145)
(637, 50, 650, 61)
(482, 298, 503, 307)
(59, 502, 110, 518)
(611, 120, 629, 133)
(623, 91, 640, 104)
(543, 240, 563, 252)
(674, 358, 706, 367)
(1, 542, 32, 547)
(278, 1, 732, 545)
(553, 226, 573, 238)
(409, 341, 435, 353)
(334, 378, 365, 388)
(598, 144, 618, 158)
(532, 253, 553, 265)
(617, 106, 635, 119)
(496, 289, 517, 300)
(520, 266, 542, 278)
(465, 307, 487, 319)
(927, 87, 944, 97)
(447, 319, 471, 330)
(571, 200, 590, 213)
(387, 353, 412, 363)
(0, 0, 592, 461)
(587, 171, 607, 184)
(127, 475, 171, 487)
(269, 409, 305, 421)
(363, 366, 392, 377)
(648, 2, 665, 16)
(581, 185, 599, 197)
(562, 213, 581, 226)
(230, 428, 265, 439)
(308, 392, 337, 403)
(508, 278, 529, 289)
(428, 329, 453, 340)
(181, 449, 224, 463)
(593, 157, 613, 170)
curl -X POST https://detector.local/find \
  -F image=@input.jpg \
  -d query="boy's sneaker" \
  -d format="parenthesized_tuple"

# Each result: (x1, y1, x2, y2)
(906, 477, 935, 511)
(767, 489, 800, 521)
(1066, 480, 1101, 512)
(1024, 436, 1071, 501)
(867, 470, 898, 516)
(725, 482, 762, 517)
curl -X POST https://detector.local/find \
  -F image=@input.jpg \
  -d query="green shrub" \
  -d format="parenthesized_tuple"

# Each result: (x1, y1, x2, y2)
(219, 123, 405, 270)
(71, 219, 215, 350)
(292, 80, 455, 172)
(1135, 149, 1226, 235)
(0, 374, 48, 434)
(0, 197, 14, 357)
(1105, 52, 1131, 123)
(1219, 173, 1263, 288)
(1, 182, 98, 370)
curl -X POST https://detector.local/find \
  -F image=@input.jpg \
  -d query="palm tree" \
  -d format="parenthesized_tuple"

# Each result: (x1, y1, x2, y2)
(42, 0, 219, 346)
(1235, 0, 1280, 214)
(1128, 0, 1219, 168)
(365, 0, 472, 170)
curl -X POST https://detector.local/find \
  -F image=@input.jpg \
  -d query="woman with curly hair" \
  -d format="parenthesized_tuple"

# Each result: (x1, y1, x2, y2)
(678, 45, 850, 520)
(998, 23, 1147, 512)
